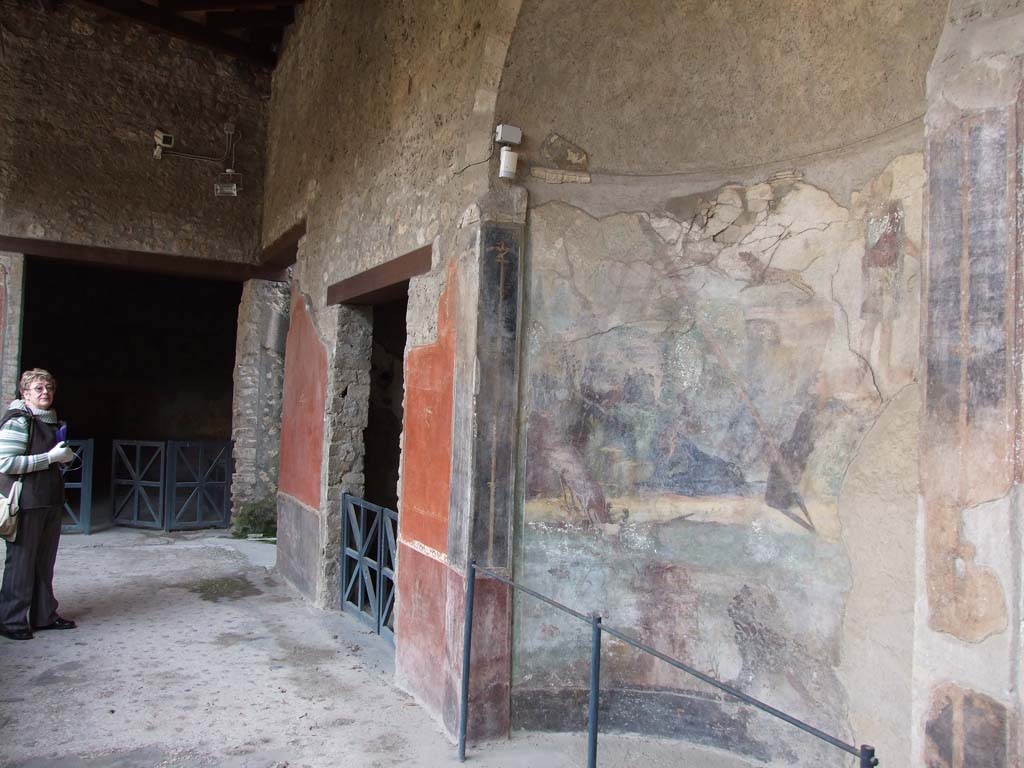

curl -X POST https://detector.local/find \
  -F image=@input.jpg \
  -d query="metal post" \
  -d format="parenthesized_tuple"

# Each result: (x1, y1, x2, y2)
(586, 614, 602, 768)
(859, 745, 878, 767)
(457, 559, 477, 762)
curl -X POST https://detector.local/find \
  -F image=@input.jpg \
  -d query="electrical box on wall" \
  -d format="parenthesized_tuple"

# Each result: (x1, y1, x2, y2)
(495, 124, 522, 145)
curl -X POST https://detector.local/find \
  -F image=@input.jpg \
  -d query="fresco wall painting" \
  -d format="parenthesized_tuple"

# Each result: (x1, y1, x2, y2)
(513, 157, 923, 763)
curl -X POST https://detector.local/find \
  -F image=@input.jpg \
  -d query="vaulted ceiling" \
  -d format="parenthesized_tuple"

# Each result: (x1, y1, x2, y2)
(74, 0, 303, 66)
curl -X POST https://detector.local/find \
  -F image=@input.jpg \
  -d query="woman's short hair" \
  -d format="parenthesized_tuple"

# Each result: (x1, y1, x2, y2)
(19, 368, 56, 395)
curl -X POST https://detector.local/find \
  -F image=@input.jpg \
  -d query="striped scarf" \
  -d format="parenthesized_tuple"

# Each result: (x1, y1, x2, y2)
(0, 399, 59, 475)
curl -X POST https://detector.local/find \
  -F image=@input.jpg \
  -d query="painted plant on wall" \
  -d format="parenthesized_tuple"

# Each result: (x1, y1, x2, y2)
(515, 157, 922, 759)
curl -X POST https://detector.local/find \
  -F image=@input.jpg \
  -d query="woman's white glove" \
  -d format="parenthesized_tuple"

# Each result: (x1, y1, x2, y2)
(47, 443, 74, 465)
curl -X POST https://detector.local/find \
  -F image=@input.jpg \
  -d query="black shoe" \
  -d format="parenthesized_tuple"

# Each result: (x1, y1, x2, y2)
(34, 616, 76, 631)
(0, 626, 33, 640)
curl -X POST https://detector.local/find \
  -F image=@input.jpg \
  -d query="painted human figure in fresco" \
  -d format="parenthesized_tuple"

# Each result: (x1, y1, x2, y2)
(765, 371, 833, 532)
(527, 348, 752, 527)
(859, 202, 916, 373)
(524, 374, 612, 527)
(765, 406, 816, 527)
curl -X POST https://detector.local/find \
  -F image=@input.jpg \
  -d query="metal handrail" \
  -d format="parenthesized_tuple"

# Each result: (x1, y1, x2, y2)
(458, 559, 879, 768)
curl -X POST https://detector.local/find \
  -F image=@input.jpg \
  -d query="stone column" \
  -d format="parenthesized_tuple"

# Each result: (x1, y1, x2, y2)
(320, 302, 372, 610)
(231, 278, 290, 516)
(439, 183, 527, 739)
(917, 2, 1024, 765)
(0, 252, 24, 400)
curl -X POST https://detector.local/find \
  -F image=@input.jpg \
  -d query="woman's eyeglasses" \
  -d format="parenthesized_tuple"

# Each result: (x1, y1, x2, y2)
(28, 385, 54, 393)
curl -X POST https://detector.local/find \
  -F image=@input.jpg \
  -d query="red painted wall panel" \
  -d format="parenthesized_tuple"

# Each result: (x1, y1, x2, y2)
(399, 265, 456, 554)
(395, 542, 448, 715)
(278, 288, 327, 509)
(442, 567, 512, 738)
(394, 265, 511, 740)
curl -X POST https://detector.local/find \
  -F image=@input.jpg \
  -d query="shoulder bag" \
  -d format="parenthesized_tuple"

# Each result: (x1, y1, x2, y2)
(0, 411, 34, 543)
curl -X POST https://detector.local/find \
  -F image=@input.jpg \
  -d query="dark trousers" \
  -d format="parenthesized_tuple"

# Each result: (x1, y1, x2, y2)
(0, 504, 62, 631)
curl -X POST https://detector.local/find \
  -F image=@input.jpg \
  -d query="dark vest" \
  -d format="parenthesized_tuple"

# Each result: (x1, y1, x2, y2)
(0, 409, 65, 509)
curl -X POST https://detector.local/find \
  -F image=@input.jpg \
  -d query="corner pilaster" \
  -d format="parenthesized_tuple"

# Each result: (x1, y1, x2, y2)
(917, 3, 1024, 764)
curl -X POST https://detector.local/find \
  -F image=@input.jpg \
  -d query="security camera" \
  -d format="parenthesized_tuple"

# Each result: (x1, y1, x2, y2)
(153, 130, 174, 149)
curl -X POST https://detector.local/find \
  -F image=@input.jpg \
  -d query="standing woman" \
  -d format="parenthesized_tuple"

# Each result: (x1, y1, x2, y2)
(0, 369, 76, 640)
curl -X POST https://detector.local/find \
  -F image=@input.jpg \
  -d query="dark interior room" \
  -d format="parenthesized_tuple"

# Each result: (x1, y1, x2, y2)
(20, 256, 241, 530)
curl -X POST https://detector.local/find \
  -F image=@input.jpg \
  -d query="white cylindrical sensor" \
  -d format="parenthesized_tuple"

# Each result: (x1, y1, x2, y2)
(499, 146, 519, 179)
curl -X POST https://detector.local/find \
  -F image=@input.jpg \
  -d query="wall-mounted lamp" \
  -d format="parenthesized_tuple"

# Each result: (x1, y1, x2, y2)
(499, 146, 519, 179)
(152, 123, 243, 197)
(215, 169, 243, 197)
(153, 129, 174, 159)
(495, 123, 522, 180)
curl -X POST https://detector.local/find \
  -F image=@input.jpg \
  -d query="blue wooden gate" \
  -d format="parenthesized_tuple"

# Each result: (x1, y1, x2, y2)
(112, 440, 231, 531)
(61, 439, 94, 534)
(165, 440, 231, 531)
(340, 493, 397, 640)
(112, 441, 165, 529)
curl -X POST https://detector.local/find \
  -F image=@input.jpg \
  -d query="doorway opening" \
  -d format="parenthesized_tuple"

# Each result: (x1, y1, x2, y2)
(364, 292, 407, 511)
(339, 288, 408, 639)
(20, 257, 242, 531)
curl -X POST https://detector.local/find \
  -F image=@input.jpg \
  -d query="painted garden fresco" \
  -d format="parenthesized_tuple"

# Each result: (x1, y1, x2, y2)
(514, 157, 922, 761)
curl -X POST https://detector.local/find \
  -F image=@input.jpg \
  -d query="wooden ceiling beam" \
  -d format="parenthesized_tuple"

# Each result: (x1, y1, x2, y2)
(259, 220, 305, 269)
(0, 235, 287, 283)
(78, 0, 276, 66)
(246, 24, 283, 48)
(205, 7, 294, 30)
(161, 0, 300, 11)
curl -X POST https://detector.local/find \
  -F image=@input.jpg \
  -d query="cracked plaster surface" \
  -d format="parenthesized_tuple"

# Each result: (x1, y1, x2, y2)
(513, 156, 924, 763)
(837, 383, 920, 767)
(523, 155, 922, 531)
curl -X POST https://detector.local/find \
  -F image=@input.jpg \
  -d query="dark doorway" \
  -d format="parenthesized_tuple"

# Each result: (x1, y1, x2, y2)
(20, 257, 242, 530)
(340, 289, 407, 641)
(363, 292, 407, 510)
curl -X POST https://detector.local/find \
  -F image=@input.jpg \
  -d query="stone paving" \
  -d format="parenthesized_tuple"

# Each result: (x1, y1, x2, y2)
(0, 529, 764, 768)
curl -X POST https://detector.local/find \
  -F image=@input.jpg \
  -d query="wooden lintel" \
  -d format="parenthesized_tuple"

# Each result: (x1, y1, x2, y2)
(247, 24, 283, 48)
(327, 245, 433, 306)
(205, 7, 293, 29)
(78, 0, 276, 66)
(0, 235, 287, 283)
(162, 0, 300, 11)
(259, 220, 306, 268)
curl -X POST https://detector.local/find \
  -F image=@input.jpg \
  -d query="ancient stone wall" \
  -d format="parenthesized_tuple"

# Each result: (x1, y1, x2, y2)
(232, 278, 291, 515)
(494, 1, 947, 765)
(0, 0, 268, 261)
(263, 1, 1023, 764)
(264, 0, 489, 589)
(1, 1, 275, 532)
(321, 303, 372, 610)
(264, 0, 521, 338)
(263, 0, 523, 732)
(0, 252, 24, 401)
